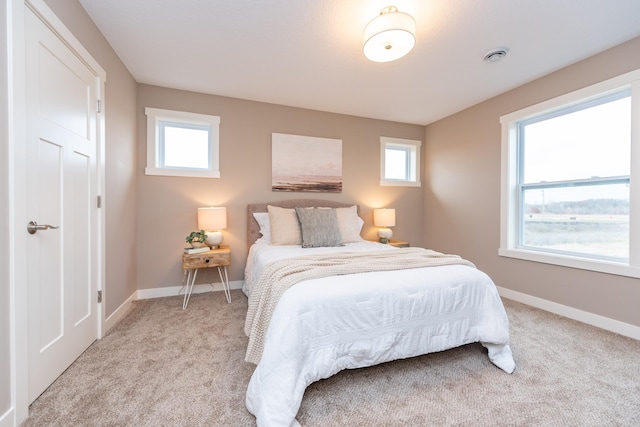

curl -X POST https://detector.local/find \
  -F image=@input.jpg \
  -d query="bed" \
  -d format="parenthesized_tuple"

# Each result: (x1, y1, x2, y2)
(243, 200, 515, 427)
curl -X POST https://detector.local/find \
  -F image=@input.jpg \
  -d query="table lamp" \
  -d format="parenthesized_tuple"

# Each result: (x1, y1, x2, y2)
(197, 206, 227, 248)
(373, 208, 395, 244)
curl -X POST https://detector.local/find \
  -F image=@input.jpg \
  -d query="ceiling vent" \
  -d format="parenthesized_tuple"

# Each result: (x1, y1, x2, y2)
(483, 47, 509, 63)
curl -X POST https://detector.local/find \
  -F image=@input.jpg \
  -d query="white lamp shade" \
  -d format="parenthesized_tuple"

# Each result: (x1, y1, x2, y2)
(198, 207, 227, 248)
(373, 208, 396, 227)
(363, 8, 416, 63)
(198, 206, 227, 230)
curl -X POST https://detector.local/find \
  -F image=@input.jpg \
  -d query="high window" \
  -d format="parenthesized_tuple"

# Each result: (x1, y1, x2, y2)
(500, 69, 640, 277)
(145, 108, 220, 178)
(380, 137, 421, 187)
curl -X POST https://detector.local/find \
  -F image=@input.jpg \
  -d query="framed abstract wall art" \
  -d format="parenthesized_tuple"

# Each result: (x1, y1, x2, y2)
(272, 133, 342, 193)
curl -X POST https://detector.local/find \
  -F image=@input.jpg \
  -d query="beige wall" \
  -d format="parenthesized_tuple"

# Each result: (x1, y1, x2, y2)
(136, 84, 424, 289)
(424, 36, 640, 327)
(44, 0, 138, 317)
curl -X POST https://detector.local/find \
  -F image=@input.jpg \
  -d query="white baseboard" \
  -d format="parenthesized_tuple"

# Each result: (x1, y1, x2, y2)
(497, 286, 640, 340)
(103, 290, 136, 336)
(135, 280, 243, 301)
(99, 282, 244, 335)
(0, 407, 14, 427)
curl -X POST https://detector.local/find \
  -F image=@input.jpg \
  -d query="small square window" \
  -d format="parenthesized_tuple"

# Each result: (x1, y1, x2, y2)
(380, 137, 421, 187)
(160, 122, 210, 169)
(145, 108, 220, 178)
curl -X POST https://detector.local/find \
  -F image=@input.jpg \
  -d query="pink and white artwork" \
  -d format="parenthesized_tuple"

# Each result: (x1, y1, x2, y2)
(272, 133, 342, 193)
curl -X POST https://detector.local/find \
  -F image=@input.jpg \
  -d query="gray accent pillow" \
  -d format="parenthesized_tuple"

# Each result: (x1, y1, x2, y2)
(295, 207, 344, 248)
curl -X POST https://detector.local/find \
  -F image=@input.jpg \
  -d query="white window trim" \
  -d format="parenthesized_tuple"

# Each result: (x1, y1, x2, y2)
(499, 68, 640, 278)
(145, 107, 221, 178)
(380, 136, 421, 187)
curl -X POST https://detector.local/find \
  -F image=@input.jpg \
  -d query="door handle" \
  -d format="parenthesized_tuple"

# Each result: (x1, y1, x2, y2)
(27, 220, 60, 235)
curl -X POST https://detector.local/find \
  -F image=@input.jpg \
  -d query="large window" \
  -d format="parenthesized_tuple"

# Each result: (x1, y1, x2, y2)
(380, 137, 421, 187)
(145, 108, 220, 178)
(500, 69, 640, 277)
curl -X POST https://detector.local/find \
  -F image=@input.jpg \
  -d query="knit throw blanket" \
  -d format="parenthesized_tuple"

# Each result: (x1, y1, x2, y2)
(244, 247, 476, 364)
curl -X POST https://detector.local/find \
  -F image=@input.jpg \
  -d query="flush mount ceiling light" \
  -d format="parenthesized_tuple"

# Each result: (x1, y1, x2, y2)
(483, 47, 509, 63)
(363, 6, 416, 63)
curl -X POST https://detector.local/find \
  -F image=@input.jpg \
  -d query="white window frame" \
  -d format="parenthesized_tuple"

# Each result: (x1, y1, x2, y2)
(145, 107, 221, 178)
(380, 136, 421, 187)
(499, 69, 640, 278)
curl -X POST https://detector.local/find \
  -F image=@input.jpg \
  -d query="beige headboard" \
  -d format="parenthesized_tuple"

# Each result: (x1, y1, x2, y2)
(247, 199, 357, 247)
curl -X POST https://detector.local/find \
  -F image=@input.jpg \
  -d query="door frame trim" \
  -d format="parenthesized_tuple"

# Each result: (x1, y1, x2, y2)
(10, 0, 106, 423)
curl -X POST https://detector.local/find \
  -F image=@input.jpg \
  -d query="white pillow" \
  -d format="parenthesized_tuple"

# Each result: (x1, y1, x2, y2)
(253, 212, 271, 244)
(335, 205, 364, 243)
(267, 205, 302, 245)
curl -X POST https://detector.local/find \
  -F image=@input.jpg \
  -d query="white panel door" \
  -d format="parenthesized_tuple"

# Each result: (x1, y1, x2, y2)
(25, 7, 99, 403)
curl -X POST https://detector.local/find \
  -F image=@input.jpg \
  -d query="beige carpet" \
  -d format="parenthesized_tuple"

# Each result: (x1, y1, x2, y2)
(23, 290, 640, 426)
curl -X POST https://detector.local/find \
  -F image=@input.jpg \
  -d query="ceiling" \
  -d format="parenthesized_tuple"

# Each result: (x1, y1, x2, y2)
(77, 0, 640, 126)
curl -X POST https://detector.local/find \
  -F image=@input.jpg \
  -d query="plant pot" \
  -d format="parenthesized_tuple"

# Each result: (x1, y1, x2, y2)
(190, 241, 207, 248)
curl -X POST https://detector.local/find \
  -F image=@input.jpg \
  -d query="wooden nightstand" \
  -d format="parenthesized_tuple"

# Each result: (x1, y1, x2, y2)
(372, 239, 410, 247)
(388, 239, 410, 248)
(181, 245, 231, 309)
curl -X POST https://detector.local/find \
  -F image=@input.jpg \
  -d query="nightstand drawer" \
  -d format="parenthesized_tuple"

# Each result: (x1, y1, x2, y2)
(182, 246, 230, 270)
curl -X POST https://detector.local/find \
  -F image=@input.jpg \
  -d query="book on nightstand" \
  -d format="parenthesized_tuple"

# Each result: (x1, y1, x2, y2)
(184, 246, 210, 254)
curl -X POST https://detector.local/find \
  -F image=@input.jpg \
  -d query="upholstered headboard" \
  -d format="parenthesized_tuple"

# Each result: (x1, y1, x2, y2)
(247, 199, 356, 247)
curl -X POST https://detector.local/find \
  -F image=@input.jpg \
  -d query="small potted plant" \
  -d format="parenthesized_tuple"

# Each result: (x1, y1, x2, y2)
(186, 230, 208, 248)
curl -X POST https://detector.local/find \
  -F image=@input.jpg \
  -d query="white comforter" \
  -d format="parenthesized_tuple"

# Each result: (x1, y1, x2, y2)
(243, 242, 515, 427)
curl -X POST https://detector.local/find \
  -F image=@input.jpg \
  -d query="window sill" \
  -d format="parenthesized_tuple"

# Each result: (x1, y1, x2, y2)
(498, 247, 640, 279)
(379, 180, 421, 187)
(145, 167, 220, 179)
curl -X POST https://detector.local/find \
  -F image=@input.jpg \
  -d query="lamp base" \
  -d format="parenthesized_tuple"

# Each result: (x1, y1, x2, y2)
(204, 231, 223, 249)
(377, 227, 393, 244)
